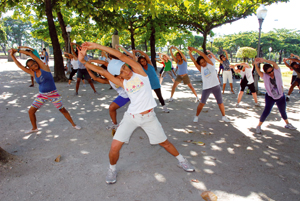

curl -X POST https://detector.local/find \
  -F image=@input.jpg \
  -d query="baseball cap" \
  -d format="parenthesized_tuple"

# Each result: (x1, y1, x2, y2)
(107, 59, 125, 76)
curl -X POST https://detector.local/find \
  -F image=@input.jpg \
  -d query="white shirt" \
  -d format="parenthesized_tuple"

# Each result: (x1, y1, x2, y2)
(123, 73, 157, 114)
(71, 59, 79, 70)
(240, 67, 254, 84)
(201, 58, 220, 90)
(292, 70, 297, 76)
(109, 80, 128, 98)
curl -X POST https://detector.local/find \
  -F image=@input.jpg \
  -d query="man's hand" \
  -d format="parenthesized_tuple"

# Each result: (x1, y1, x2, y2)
(77, 47, 87, 63)
(82, 42, 97, 50)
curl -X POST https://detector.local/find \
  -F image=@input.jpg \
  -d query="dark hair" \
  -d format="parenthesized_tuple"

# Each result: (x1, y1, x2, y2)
(43, 48, 46, 51)
(75, 49, 78, 57)
(175, 52, 182, 59)
(291, 62, 298, 68)
(108, 53, 119, 60)
(263, 64, 273, 73)
(138, 56, 147, 64)
(219, 54, 225, 60)
(26, 59, 36, 67)
(196, 56, 204, 65)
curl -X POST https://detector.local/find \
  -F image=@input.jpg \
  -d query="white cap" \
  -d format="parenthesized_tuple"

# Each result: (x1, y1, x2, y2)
(107, 59, 125, 76)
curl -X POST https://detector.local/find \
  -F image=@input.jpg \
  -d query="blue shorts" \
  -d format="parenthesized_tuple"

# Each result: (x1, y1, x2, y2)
(113, 96, 130, 107)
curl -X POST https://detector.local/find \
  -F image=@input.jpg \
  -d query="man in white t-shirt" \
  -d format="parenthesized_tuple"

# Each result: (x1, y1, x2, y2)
(188, 47, 230, 123)
(78, 42, 195, 184)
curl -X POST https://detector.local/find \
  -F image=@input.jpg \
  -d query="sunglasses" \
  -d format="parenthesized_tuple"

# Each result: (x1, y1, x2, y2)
(266, 69, 274, 74)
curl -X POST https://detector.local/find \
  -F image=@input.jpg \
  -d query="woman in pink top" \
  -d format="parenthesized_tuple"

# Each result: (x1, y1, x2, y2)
(254, 58, 296, 134)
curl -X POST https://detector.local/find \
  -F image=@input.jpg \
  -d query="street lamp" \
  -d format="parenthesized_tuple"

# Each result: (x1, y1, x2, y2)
(66, 24, 72, 73)
(269, 47, 272, 60)
(254, 4, 267, 93)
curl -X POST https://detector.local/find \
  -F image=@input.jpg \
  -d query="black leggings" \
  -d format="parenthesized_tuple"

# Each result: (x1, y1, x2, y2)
(69, 68, 78, 80)
(154, 88, 165, 106)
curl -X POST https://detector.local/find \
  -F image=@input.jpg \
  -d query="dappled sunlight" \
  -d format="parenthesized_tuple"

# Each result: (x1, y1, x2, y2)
(154, 173, 166, 183)
(80, 150, 90, 155)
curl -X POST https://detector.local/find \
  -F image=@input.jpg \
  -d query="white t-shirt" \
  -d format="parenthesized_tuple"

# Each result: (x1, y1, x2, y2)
(201, 58, 220, 90)
(123, 72, 157, 114)
(99, 56, 107, 62)
(240, 68, 254, 84)
(109, 80, 128, 98)
(292, 70, 297, 76)
(71, 59, 79, 70)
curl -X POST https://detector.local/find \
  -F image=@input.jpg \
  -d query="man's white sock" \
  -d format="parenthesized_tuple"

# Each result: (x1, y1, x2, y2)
(176, 154, 185, 163)
(109, 164, 116, 171)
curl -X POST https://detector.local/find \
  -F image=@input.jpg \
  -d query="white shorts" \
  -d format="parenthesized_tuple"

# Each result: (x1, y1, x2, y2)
(113, 110, 167, 144)
(223, 70, 233, 84)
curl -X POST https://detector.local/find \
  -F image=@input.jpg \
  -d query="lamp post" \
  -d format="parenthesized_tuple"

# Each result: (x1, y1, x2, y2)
(66, 24, 72, 73)
(269, 47, 272, 60)
(254, 4, 267, 93)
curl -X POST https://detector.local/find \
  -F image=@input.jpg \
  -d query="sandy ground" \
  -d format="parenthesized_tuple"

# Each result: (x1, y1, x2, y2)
(0, 58, 300, 201)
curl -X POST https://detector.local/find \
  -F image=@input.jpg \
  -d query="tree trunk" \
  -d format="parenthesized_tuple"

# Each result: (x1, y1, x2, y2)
(1, 44, 6, 55)
(145, 39, 147, 52)
(150, 24, 156, 70)
(57, 11, 68, 52)
(202, 33, 207, 54)
(278, 49, 283, 64)
(45, 0, 67, 82)
(0, 147, 15, 164)
(130, 28, 135, 50)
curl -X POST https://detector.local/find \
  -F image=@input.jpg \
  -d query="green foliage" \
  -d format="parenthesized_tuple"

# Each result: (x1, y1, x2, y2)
(236, 47, 257, 60)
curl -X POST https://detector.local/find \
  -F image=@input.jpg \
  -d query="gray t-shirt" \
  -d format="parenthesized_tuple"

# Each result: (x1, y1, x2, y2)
(223, 59, 230, 71)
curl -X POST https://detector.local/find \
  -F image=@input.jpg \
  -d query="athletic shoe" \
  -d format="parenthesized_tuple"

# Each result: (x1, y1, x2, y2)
(285, 123, 297, 130)
(83, 84, 87, 88)
(106, 123, 118, 130)
(106, 168, 117, 184)
(235, 103, 240, 108)
(256, 126, 262, 134)
(94, 91, 100, 95)
(286, 96, 290, 101)
(163, 106, 169, 113)
(255, 102, 260, 107)
(221, 116, 230, 122)
(168, 97, 173, 102)
(73, 125, 81, 130)
(67, 84, 70, 87)
(25, 128, 39, 134)
(29, 84, 34, 87)
(177, 159, 195, 172)
(193, 116, 198, 123)
(74, 92, 78, 96)
(195, 97, 200, 103)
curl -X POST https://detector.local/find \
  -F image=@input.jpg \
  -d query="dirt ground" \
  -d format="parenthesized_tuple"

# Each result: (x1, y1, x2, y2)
(0, 58, 300, 201)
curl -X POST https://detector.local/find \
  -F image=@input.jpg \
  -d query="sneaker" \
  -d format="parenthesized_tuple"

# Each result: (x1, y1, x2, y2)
(168, 97, 173, 102)
(74, 92, 78, 96)
(221, 116, 230, 122)
(177, 159, 195, 172)
(83, 84, 87, 88)
(195, 97, 200, 103)
(106, 123, 118, 130)
(235, 103, 240, 108)
(106, 168, 117, 184)
(286, 96, 290, 101)
(67, 83, 70, 87)
(163, 106, 169, 113)
(256, 126, 262, 134)
(285, 123, 297, 130)
(73, 125, 81, 130)
(25, 128, 39, 134)
(94, 91, 100, 95)
(255, 102, 260, 107)
(193, 116, 198, 123)
(230, 91, 235, 94)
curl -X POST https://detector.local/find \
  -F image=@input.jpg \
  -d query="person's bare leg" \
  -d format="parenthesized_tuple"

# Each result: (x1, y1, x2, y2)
(170, 81, 180, 98)
(287, 81, 298, 96)
(187, 83, 198, 97)
(109, 140, 125, 165)
(75, 78, 81, 93)
(87, 79, 97, 92)
(218, 103, 226, 116)
(59, 107, 76, 127)
(109, 102, 120, 124)
(252, 92, 258, 103)
(29, 76, 34, 87)
(196, 103, 205, 116)
(159, 140, 179, 156)
(229, 83, 234, 93)
(237, 91, 244, 104)
(222, 83, 226, 94)
(160, 77, 163, 85)
(28, 107, 38, 130)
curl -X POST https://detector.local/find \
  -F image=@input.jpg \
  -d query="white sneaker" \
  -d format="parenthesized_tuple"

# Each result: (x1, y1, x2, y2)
(195, 97, 200, 103)
(193, 116, 198, 123)
(255, 102, 260, 107)
(285, 123, 297, 130)
(168, 97, 173, 102)
(163, 106, 169, 113)
(256, 126, 262, 134)
(236, 103, 240, 108)
(73, 125, 81, 130)
(221, 116, 230, 122)
(106, 123, 118, 130)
